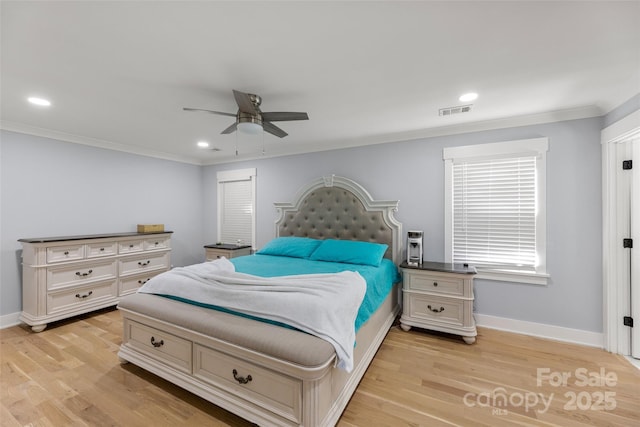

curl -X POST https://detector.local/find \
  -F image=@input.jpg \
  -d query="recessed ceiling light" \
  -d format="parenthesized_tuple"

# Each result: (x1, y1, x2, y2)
(27, 97, 51, 107)
(459, 92, 478, 102)
(197, 141, 210, 148)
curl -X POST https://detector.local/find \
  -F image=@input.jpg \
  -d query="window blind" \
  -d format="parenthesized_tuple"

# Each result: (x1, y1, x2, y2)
(219, 179, 253, 246)
(452, 156, 536, 270)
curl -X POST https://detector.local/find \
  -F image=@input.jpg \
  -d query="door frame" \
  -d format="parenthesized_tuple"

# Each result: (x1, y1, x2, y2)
(602, 109, 640, 354)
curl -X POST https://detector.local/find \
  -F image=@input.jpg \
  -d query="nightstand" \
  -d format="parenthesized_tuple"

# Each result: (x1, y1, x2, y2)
(204, 244, 252, 261)
(399, 261, 477, 344)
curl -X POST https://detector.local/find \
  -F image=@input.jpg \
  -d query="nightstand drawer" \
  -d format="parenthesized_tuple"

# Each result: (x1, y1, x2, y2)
(406, 273, 464, 296)
(406, 294, 465, 326)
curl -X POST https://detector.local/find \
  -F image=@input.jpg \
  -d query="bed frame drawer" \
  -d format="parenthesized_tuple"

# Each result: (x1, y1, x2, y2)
(194, 344, 302, 424)
(126, 321, 192, 374)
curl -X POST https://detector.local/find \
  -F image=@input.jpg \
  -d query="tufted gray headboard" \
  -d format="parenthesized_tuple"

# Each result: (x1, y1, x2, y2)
(274, 175, 402, 263)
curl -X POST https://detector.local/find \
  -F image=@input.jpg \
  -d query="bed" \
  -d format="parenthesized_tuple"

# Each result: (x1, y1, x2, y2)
(117, 175, 402, 426)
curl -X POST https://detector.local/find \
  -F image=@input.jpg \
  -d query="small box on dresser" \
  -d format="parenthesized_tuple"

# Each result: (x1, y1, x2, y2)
(19, 231, 172, 332)
(399, 261, 477, 344)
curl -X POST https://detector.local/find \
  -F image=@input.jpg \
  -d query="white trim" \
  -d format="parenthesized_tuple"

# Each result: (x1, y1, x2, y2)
(475, 313, 603, 348)
(216, 168, 256, 183)
(444, 138, 549, 284)
(1, 121, 203, 165)
(443, 137, 549, 160)
(476, 269, 550, 285)
(0, 312, 21, 329)
(1, 105, 601, 167)
(601, 109, 640, 355)
(216, 168, 257, 249)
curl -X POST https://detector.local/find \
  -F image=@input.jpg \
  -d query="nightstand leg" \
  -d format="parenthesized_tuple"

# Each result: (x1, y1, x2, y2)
(463, 336, 476, 344)
(400, 323, 411, 332)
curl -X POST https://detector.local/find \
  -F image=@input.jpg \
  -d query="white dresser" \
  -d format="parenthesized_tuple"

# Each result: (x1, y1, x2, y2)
(399, 261, 477, 344)
(19, 232, 172, 332)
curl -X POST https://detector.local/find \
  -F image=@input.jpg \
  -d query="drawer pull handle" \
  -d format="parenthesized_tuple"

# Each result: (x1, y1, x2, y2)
(75, 269, 93, 277)
(150, 337, 164, 348)
(100, 247, 105, 251)
(154, 242, 159, 245)
(427, 305, 445, 313)
(433, 282, 438, 287)
(138, 261, 151, 267)
(129, 244, 134, 248)
(232, 369, 252, 384)
(138, 279, 150, 285)
(64, 251, 69, 255)
(75, 291, 93, 299)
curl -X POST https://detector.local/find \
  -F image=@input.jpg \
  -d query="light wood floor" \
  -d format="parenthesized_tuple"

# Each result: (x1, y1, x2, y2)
(1, 308, 639, 427)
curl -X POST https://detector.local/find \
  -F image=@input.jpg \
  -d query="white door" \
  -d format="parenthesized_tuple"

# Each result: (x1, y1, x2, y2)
(631, 139, 640, 359)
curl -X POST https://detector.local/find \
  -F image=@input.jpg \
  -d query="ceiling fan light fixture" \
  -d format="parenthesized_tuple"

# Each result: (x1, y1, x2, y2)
(237, 117, 263, 134)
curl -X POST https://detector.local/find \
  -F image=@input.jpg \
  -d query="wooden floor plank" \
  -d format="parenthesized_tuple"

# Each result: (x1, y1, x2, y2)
(1, 307, 639, 426)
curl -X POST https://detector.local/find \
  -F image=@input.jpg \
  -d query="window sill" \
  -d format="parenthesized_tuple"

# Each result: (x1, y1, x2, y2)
(475, 268, 549, 285)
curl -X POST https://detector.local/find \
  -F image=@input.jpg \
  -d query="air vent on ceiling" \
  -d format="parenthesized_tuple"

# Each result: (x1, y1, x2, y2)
(439, 104, 473, 116)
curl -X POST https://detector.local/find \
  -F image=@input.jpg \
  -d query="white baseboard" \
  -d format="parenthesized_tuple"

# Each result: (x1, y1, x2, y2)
(0, 312, 21, 329)
(475, 313, 604, 348)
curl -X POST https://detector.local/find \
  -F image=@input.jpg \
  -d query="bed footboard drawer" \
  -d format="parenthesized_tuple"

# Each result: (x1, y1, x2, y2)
(125, 321, 192, 373)
(193, 344, 302, 424)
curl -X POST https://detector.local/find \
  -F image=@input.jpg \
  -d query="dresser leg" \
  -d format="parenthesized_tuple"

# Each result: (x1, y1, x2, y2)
(400, 323, 411, 332)
(31, 324, 47, 333)
(463, 336, 476, 344)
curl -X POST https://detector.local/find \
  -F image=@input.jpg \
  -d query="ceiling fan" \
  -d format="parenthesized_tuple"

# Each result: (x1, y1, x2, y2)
(183, 89, 309, 138)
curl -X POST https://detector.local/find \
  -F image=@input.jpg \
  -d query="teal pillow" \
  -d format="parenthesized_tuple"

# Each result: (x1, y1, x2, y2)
(309, 239, 388, 266)
(256, 237, 322, 259)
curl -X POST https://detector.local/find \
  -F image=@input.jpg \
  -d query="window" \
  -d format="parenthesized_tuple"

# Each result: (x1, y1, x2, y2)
(217, 168, 256, 249)
(443, 138, 549, 285)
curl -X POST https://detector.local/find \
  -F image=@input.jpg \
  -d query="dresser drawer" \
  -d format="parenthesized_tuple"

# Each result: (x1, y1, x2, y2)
(46, 244, 84, 263)
(119, 252, 169, 276)
(194, 344, 302, 424)
(119, 240, 144, 254)
(406, 294, 466, 326)
(47, 260, 117, 290)
(86, 241, 117, 258)
(405, 272, 465, 296)
(47, 280, 117, 315)
(118, 269, 167, 296)
(126, 321, 191, 373)
(143, 237, 170, 251)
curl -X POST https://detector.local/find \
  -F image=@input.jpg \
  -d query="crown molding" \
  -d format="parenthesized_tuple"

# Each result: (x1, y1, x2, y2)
(2, 104, 602, 166)
(0, 120, 203, 165)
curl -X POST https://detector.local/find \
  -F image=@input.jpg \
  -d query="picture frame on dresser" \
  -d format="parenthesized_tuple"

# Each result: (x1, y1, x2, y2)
(18, 231, 172, 332)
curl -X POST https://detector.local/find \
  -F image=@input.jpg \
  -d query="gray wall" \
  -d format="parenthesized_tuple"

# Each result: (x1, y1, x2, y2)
(0, 109, 632, 334)
(0, 131, 205, 316)
(205, 117, 604, 333)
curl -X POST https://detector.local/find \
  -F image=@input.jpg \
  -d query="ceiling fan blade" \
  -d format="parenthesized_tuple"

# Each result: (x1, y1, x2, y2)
(233, 90, 259, 115)
(221, 122, 238, 134)
(261, 112, 309, 122)
(262, 121, 288, 138)
(183, 107, 236, 117)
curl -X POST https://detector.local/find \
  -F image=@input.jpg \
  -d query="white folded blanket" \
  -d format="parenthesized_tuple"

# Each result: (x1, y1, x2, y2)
(137, 258, 367, 372)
